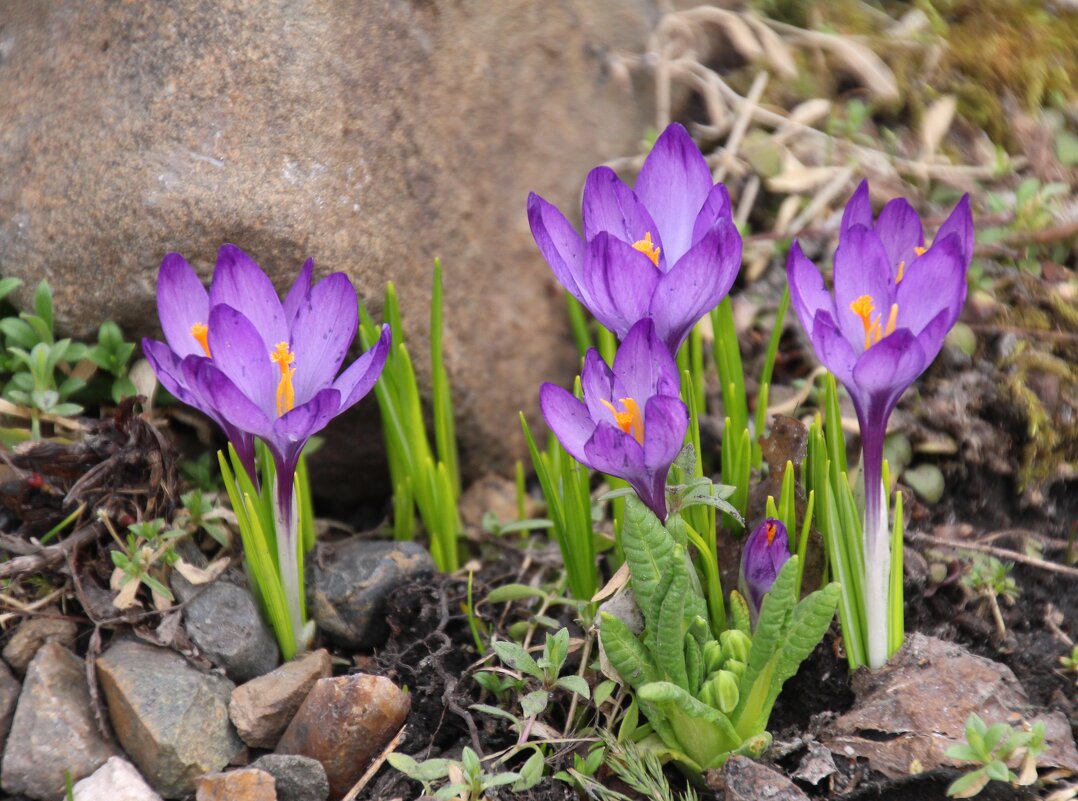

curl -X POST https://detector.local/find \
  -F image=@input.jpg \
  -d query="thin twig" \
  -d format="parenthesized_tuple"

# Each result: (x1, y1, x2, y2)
(340, 723, 408, 801)
(909, 532, 1078, 579)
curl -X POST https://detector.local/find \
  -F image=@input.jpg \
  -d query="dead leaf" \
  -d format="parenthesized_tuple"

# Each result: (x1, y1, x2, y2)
(809, 32, 900, 103)
(920, 95, 957, 160)
(742, 12, 797, 79)
(685, 7, 764, 63)
(111, 570, 141, 610)
(173, 556, 230, 585)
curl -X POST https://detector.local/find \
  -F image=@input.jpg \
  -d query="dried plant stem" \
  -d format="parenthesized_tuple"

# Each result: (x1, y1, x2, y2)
(909, 532, 1078, 579)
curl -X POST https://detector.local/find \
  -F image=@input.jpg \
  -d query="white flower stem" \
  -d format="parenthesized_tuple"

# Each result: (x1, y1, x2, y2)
(863, 477, 890, 670)
(273, 478, 305, 657)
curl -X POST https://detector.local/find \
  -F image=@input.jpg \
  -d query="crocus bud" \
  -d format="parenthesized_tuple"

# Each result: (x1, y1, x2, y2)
(739, 518, 792, 620)
(719, 629, 752, 664)
(703, 640, 725, 673)
(723, 659, 746, 679)
(708, 670, 740, 714)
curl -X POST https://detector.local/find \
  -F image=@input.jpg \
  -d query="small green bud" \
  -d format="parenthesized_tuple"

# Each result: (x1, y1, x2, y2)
(703, 640, 724, 673)
(698, 680, 717, 709)
(711, 670, 740, 714)
(720, 629, 751, 663)
(723, 659, 746, 678)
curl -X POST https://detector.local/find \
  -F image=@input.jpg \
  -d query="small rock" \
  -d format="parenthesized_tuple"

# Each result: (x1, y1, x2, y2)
(823, 633, 1078, 778)
(1, 615, 79, 673)
(307, 540, 434, 649)
(73, 757, 164, 801)
(791, 741, 838, 787)
(276, 673, 410, 800)
(194, 768, 276, 801)
(458, 472, 539, 528)
(183, 580, 280, 682)
(230, 649, 332, 749)
(250, 754, 329, 801)
(0, 643, 115, 799)
(715, 756, 809, 801)
(97, 640, 242, 798)
(0, 661, 20, 755)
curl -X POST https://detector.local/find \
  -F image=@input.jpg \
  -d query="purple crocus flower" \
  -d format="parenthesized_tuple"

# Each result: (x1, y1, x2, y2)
(787, 182, 972, 666)
(739, 518, 791, 620)
(539, 318, 688, 522)
(143, 245, 391, 651)
(528, 123, 742, 354)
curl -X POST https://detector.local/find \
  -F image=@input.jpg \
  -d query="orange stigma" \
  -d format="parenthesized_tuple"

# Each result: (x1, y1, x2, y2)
(632, 232, 661, 267)
(765, 520, 777, 545)
(600, 397, 645, 444)
(270, 342, 296, 416)
(190, 322, 211, 357)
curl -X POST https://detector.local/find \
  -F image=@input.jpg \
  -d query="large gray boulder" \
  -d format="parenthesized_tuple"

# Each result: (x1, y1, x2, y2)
(0, 0, 656, 492)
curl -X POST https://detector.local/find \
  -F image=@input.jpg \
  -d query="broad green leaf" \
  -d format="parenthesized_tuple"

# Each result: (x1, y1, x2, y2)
(637, 681, 740, 770)
(513, 748, 545, 791)
(655, 558, 690, 689)
(621, 495, 677, 620)
(947, 770, 989, 799)
(945, 744, 981, 762)
(599, 612, 658, 690)
(520, 689, 550, 718)
(984, 760, 1011, 783)
(554, 675, 590, 699)
(482, 771, 523, 790)
(484, 584, 548, 604)
(492, 640, 543, 680)
(387, 753, 453, 781)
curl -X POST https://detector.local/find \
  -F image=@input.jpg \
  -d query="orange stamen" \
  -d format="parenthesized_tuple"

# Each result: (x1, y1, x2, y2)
(898, 246, 928, 284)
(883, 303, 899, 337)
(850, 295, 901, 349)
(190, 322, 211, 358)
(600, 397, 645, 444)
(765, 520, 777, 545)
(631, 232, 661, 267)
(270, 342, 296, 417)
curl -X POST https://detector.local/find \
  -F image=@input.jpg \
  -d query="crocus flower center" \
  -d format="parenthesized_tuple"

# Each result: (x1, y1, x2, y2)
(896, 245, 928, 284)
(765, 519, 778, 545)
(190, 322, 212, 358)
(600, 397, 645, 444)
(631, 232, 661, 267)
(849, 295, 899, 350)
(270, 342, 296, 417)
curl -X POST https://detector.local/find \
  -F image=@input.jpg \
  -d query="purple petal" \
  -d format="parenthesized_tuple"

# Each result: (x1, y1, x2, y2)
(273, 387, 342, 443)
(289, 272, 358, 404)
(894, 233, 966, 334)
(611, 319, 680, 405)
(332, 323, 391, 410)
(852, 329, 926, 397)
(913, 308, 953, 368)
(157, 253, 210, 358)
(185, 359, 273, 438)
(583, 421, 646, 481)
(142, 338, 200, 406)
(740, 518, 791, 614)
(634, 123, 713, 265)
(875, 198, 925, 277)
(282, 258, 314, 327)
(209, 244, 289, 347)
(528, 193, 587, 303)
(207, 305, 278, 420)
(540, 383, 596, 465)
(581, 348, 616, 422)
(935, 194, 973, 269)
(581, 232, 661, 339)
(690, 183, 734, 245)
(582, 167, 663, 258)
(833, 226, 895, 349)
(651, 220, 741, 353)
(786, 241, 836, 338)
(810, 311, 857, 387)
(641, 394, 689, 471)
(840, 180, 873, 235)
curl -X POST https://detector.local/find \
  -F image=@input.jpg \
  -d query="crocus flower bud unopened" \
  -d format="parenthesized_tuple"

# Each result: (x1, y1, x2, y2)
(739, 518, 791, 620)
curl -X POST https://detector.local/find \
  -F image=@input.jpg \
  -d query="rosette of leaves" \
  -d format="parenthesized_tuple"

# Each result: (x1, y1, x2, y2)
(600, 496, 839, 773)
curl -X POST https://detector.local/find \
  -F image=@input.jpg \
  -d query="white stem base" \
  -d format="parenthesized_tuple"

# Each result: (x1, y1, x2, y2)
(274, 483, 305, 657)
(864, 482, 891, 670)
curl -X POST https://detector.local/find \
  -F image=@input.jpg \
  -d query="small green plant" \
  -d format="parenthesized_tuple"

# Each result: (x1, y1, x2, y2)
(982, 178, 1070, 276)
(557, 732, 698, 801)
(961, 555, 1019, 641)
(107, 517, 186, 610)
(474, 628, 590, 724)
(179, 453, 223, 494)
(85, 321, 138, 403)
(599, 495, 839, 773)
(388, 745, 543, 800)
(174, 489, 232, 548)
(945, 714, 1046, 798)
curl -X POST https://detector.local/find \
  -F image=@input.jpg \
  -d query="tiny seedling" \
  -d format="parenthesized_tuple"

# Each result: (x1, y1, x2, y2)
(388, 745, 542, 800)
(1059, 645, 1078, 685)
(107, 517, 186, 610)
(945, 713, 1046, 798)
(961, 555, 1019, 641)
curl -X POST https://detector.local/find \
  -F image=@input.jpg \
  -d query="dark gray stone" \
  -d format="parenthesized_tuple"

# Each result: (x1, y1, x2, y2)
(250, 754, 329, 801)
(0, 643, 115, 800)
(0, 661, 20, 757)
(719, 756, 809, 801)
(183, 580, 279, 682)
(308, 540, 434, 649)
(96, 640, 242, 799)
